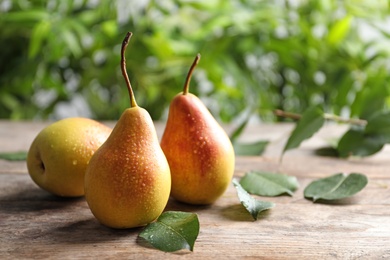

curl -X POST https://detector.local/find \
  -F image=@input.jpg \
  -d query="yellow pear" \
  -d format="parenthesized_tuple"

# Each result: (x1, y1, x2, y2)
(27, 117, 111, 197)
(161, 54, 235, 205)
(84, 32, 171, 229)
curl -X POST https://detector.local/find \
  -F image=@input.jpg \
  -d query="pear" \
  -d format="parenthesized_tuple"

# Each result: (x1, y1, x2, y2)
(27, 117, 111, 197)
(160, 54, 235, 205)
(84, 32, 171, 229)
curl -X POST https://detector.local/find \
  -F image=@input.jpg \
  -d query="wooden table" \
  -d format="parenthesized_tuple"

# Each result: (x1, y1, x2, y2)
(1, 120, 389, 259)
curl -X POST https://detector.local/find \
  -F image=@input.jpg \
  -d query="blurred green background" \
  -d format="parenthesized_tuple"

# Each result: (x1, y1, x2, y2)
(1, 0, 390, 123)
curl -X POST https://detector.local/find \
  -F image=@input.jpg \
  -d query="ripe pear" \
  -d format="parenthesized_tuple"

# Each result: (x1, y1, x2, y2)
(160, 54, 235, 205)
(27, 117, 111, 197)
(84, 32, 171, 229)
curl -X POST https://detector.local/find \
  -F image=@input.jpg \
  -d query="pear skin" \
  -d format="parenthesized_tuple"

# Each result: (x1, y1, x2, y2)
(161, 54, 235, 205)
(84, 32, 171, 229)
(84, 107, 171, 228)
(27, 117, 111, 197)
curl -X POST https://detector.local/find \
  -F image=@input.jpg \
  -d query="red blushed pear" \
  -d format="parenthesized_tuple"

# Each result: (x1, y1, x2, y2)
(84, 32, 171, 229)
(161, 54, 235, 205)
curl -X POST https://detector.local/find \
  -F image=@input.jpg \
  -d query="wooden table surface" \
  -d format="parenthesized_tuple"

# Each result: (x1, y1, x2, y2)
(1, 120, 389, 259)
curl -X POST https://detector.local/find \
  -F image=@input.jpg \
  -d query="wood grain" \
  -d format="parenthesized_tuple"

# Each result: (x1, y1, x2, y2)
(0, 120, 390, 259)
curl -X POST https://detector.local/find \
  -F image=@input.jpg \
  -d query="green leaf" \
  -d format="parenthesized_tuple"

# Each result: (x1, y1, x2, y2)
(229, 113, 252, 142)
(239, 171, 299, 196)
(62, 29, 82, 57)
(314, 146, 339, 157)
(139, 211, 199, 252)
(282, 105, 325, 156)
(364, 111, 390, 143)
(29, 20, 51, 59)
(233, 140, 269, 156)
(337, 128, 384, 158)
(3, 10, 50, 23)
(0, 93, 19, 110)
(101, 20, 118, 37)
(66, 19, 90, 41)
(232, 179, 274, 220)
(350, 79, 388, 120)
(229, 110, 267, 156)
(304, 173, 368, 202)
(0, 151, 28, 161)
(327, 15, 353, 45)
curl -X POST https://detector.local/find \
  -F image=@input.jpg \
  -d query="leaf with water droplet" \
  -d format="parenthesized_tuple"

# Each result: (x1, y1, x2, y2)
(0, 151, 28, 161)
(232, 179, 275, 220)
(240, 171, 299, 196)
(304, 173, 368, 202)
(139, 211, 199, 252)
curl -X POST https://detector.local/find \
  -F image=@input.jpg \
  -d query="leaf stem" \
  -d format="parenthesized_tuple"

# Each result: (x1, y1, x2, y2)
(274, 109, 367, 126)
(323, 113, 367, 126)
(274, 109, 301, 120)
(121, 32, 138, 108)
(183, 54, 201, 95)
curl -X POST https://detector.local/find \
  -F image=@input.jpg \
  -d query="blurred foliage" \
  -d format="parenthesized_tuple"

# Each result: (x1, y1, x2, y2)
(1, 0, 390, 122)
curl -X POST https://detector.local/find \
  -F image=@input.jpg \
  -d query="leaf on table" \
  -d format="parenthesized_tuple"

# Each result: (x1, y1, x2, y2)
(233, 140, 269, 156)
(239, 171, 299, 196)
(232, 179, 275, 220)
(0, 151, 28, 161)
(314, 146, 339, 157)
(314, 137, 340, 157)
(337, 128, 384, 158)
(282, 105, 325, 157)
(139, 211, 199, 252)
(304, 173, 368, 202)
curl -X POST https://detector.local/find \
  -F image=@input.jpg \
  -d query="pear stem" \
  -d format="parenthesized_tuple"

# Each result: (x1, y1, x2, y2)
(183, 53, 201, 95)
(121, 32, 138, 108)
